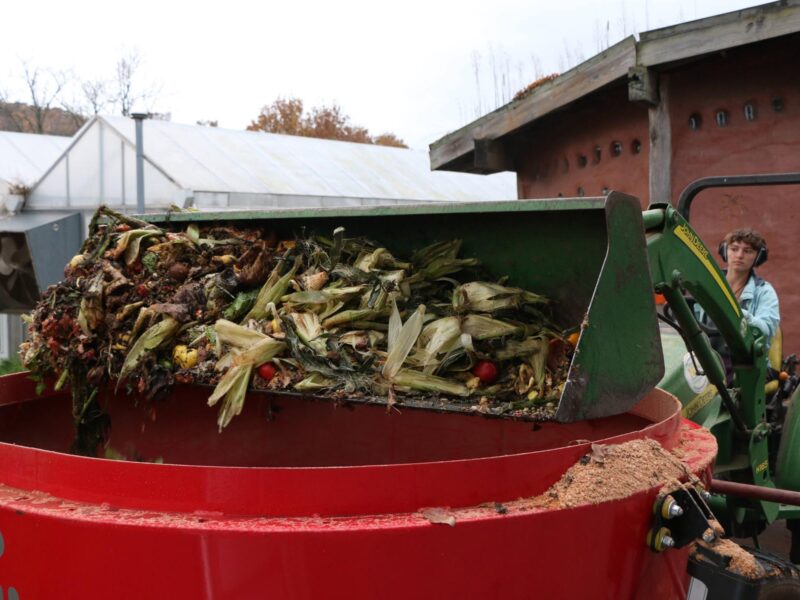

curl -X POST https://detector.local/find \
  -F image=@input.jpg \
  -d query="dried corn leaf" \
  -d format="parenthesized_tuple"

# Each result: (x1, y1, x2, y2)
(119, 316, 179, 382)
(392, 369, 470, 396)
(383, 304, 426, 380)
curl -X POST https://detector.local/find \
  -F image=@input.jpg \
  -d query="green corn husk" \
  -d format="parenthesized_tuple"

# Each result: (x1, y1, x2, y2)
(354, 248, 411, 272)
(409, 239, 481, 282)
(349, 321, 389, 332)
(453, 281, 548, 313)
(322, 308, 389, 330)
(392, 369, 471, 396)
(243, 255, 302, 321)
(412, 239, 462, 266)
(382, 302, 426, 380)
(119, 316, 180, 382)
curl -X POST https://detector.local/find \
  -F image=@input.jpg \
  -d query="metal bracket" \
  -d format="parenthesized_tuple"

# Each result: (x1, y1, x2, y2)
(648, 484, 717, 552)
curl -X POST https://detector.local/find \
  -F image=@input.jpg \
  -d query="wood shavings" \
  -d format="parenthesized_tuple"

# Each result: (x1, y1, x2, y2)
(694, 538, 767, 580)
(525, 438, 689, 509)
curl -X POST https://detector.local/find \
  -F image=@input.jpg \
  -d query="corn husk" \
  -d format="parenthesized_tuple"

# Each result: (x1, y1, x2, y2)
(208, 363, 253, 431)
(214, 319, 267, 348)
(109, 229, 162, 265)
(119, 316, 179, 381)
(244, 255, 302, 321)
(339, 330, 385, 349)
(322, 308, 389, 329)
(294, 372, 336, 392)
(417, 317, 463, 373)
(289, 312, 327, 355)
(354, 248, 411, 272)
(382, 303, 426, 380)
(460, 314, 522, 340)
(78, 272, 105, 335)
(392, 369, 470, 396)
(282, 286, 364, 306)
(453, 281, 548, 313)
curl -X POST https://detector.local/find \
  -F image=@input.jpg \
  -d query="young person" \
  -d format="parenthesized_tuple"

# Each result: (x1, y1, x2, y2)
(718, 228, 780, 346)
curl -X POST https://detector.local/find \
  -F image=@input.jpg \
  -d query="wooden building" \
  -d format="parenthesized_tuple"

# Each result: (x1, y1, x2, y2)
(430, 1, 800, 354)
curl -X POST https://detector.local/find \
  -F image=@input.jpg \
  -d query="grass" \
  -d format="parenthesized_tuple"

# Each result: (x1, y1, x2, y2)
(0, 356, 24, 375)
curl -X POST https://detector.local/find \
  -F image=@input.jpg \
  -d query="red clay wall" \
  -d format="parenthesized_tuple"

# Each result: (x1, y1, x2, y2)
(515, 85, 650, 204)
(668, 35, 800, 355)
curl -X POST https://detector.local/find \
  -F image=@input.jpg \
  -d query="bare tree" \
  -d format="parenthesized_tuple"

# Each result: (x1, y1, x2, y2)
(113, 50, 160, 117)
(115, 51, 141, 117)
(81, 79, 111, 115)
(15, 63, 67, 133)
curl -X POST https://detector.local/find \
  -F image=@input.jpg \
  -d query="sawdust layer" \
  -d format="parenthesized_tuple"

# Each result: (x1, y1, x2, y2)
(695, 538, 766, 580)
(527, 438, 690, 509)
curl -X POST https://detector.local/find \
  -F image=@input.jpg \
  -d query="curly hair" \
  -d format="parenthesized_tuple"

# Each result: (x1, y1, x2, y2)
(725, 228, 767, 252)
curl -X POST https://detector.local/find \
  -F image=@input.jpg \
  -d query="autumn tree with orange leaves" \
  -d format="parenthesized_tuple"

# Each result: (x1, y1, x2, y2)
(247, 97, 407, 148)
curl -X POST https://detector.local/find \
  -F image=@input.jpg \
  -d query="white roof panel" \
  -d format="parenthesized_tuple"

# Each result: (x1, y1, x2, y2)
(0, 132, 70, 187)
(101, 116, 515, 201)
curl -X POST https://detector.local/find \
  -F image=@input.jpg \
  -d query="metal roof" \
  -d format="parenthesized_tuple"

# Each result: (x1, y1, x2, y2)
(430, 0, 800, 173)
(99, 116, 516, 201)
(0, 131, 70, 187)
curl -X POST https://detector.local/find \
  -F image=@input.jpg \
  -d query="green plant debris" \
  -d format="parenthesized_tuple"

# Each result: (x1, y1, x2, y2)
(21, 205, 578, 456)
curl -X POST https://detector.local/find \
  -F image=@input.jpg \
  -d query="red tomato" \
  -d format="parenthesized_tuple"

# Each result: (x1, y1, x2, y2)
(258, 362, 277, 382)
(472, 360, 498, 384)
(136, 284, 149, 297)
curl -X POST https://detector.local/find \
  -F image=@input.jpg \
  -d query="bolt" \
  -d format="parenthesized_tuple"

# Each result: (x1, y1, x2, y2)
(668, 503, 684, 518)
(702, 530, 716, 543)
(661, 535, 676, 549)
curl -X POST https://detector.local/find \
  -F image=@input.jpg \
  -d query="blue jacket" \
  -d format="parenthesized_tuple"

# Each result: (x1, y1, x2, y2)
(694, 272, 781, 349)
(739, 273, 780, 346)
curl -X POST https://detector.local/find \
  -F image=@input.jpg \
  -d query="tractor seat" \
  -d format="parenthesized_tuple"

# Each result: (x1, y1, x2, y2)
(766, 327, 783, 395)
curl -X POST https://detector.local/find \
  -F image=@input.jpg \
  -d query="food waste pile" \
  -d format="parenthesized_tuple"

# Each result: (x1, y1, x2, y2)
(21, 207, 577, 455)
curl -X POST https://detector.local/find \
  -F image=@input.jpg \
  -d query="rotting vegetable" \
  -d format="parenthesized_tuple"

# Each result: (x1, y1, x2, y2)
(21, 205, 578, 454)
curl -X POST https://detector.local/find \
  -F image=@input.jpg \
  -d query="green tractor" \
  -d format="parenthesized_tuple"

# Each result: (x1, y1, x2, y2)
(655, 173, 800, 560)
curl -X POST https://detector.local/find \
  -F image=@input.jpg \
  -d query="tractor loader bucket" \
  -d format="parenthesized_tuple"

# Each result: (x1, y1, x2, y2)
(147, 192, 663, 422)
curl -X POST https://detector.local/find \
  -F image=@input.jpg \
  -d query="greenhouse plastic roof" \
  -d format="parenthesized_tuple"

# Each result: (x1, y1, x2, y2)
(97, 116, 516, 201)
(0, 132, 70, 187)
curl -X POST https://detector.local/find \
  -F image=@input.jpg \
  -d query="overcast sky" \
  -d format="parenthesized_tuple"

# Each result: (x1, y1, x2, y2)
(1, 0, 761, 149)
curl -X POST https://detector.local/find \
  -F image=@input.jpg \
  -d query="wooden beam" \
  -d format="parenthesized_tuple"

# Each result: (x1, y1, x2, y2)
(628, 66, 659, 106)
(430, 37, 637, 172)
(473, 138, 513, 174)
(648, 73, 671, 205)
(638, 1, 800, 67)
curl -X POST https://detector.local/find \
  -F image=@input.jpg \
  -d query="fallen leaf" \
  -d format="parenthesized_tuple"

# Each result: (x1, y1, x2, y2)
(421, 507, 456, 527)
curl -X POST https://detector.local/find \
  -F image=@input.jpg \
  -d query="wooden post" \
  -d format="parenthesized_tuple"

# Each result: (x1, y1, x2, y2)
(648, 73, 671, 205)
(473, 138, 513, 174)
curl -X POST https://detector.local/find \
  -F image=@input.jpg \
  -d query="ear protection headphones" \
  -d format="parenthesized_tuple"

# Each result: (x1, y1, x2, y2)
(718, 240, 768, 267)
